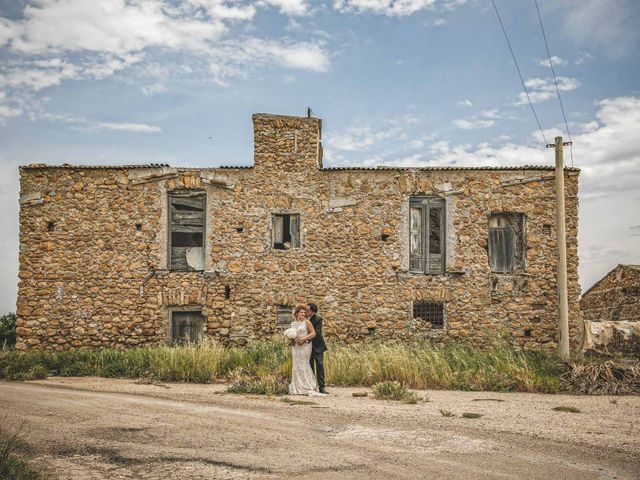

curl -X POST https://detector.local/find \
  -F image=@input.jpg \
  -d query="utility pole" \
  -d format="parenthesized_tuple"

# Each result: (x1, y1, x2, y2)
(547, 136, 571, 360)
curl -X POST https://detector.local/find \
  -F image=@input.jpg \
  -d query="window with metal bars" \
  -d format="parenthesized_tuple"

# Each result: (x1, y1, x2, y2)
(170, 311, 204, 344)
(409, 197, 445, 274)
(413, 301, 444, 329)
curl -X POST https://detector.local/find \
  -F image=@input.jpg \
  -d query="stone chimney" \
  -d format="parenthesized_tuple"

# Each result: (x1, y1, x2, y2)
(252, 113, 323, 172)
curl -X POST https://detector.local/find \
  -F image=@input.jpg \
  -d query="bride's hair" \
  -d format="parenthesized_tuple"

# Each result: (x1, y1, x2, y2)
(293, 305, 306, 318)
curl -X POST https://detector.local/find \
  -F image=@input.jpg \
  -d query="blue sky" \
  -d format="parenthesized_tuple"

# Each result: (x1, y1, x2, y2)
(1, 0, 639, 313)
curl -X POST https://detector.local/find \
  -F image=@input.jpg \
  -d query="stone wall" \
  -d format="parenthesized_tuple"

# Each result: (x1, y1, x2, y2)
(580, 265, 640, 322)
(16, 113, 581, 350)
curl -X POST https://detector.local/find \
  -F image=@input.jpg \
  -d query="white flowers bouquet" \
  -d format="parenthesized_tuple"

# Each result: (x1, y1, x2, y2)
(284, 327, 298, 340)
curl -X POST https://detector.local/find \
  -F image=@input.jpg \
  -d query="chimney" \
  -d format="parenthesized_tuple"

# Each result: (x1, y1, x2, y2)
(252, 113, 323, 172)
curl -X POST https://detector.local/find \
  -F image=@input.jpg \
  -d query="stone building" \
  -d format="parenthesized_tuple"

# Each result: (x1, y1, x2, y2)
(15, 113, 581, 351)
(581, 264, 640, 323)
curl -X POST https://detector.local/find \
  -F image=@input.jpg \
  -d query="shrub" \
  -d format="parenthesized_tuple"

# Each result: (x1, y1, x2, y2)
(372, 381, 419, 403)
(0, 419, 43, 480)
(0, 313, 16, 349)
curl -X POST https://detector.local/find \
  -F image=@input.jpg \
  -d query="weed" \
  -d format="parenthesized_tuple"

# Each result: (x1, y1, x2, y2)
(440, 409, 455, 417)
(553, 406, 581, 413)
(462, 412, 482, 419)
(0, 419, 44, 480)
(280, 398, 316, 406)
(372, 381, 419, 404)
(226, 376, 289, 396)
(609, 398, 618, 405)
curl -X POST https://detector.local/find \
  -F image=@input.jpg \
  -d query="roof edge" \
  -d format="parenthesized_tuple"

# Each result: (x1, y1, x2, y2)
(20, 163, 580, 172)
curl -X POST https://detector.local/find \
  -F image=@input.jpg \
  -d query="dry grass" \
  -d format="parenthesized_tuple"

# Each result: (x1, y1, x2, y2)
(0, 338, 584, 394)
(562, 360, 640, 395)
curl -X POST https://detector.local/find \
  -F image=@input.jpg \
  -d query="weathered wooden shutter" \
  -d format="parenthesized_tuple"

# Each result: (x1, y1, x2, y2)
(273, 215, 284, 245)
(488, 213, 524, 273)
(169, 192, 205, 270)
(426, 199, 445, 274)
(290, 214, 300, 247)
(409, 205, 424, 272)
(489, 227, 514, 272)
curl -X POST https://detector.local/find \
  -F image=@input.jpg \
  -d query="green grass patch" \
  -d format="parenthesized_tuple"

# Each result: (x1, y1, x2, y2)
(0, 419, 45, 480)
(462, 412, 482, 419)
(372, 381, 420, 404)
(553, 406, 581, 413)
(1, 338, 566, 394)
(226, 376, 289, 396)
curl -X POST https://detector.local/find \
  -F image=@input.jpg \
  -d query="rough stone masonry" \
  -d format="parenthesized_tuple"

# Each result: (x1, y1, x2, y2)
(15, 113, 581, 350)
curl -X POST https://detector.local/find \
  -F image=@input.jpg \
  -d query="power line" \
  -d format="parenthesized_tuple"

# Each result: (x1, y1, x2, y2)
(533, 0, 574, 166)
(490, 0, 548, 146)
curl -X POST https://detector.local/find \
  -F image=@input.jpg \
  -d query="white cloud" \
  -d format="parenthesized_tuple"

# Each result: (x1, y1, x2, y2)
(432, 18, 446, 26)
(334, 0, 458, 17)
(452, 118, 494, 130)
(141, 83, 168, 96)
(551, 0, 640, 59)
(90, 122, 162, 133)
(259, 0, 310, 16)
(575, 51, 594, 65)
(0, 1, 331, 123)
(2, 0, 226, 55)
(457, 99, 472, 107)
(536, 56, 567, 68)
(208, 38, 329, 86)
(516, 76, 580, 105)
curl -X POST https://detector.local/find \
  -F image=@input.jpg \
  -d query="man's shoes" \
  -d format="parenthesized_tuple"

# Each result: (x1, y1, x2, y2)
(319, 388, 329, 394)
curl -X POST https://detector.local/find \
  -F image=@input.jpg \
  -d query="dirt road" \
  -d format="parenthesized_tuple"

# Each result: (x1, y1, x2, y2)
(1, 378, 639, 479)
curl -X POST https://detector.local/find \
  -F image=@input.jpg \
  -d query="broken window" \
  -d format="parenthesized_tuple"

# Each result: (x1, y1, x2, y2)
(272, 214, 300, 250)
(276, 305, 293, 325)
(413, 301, 444, 329)
(488, 213, 525, 273)
(409, 197, 445, 274)
(169, 191, 205, 271)
(170, 311, 204, 344)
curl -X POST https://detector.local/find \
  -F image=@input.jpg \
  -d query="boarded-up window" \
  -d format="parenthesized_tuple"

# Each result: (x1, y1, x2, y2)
(169, 191, 205, 271)
(171, 311, 204, 344)
(409, 197, 445, 274)
(488, 213, 525, 273)
(413, 301, 444, 329)
(273, 214, 300, 250)
(276, 305, 293, 325)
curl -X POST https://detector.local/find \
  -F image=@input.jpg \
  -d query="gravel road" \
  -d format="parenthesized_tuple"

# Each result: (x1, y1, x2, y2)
(1, 378, 639, 479)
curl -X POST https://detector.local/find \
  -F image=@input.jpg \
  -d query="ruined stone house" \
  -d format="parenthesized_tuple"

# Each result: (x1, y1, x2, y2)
(15, 113, 581, 351)
(581, 265, 640, 323)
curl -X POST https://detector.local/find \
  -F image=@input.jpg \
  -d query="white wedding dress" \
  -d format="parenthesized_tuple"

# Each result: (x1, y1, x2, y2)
(288, 320, 318, 395)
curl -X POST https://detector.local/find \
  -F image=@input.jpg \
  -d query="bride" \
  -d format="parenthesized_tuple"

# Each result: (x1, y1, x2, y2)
(286, 305, 318, 395)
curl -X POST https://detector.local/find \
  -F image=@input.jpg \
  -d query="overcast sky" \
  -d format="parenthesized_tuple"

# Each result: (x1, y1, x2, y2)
(1, 0, 639, 313)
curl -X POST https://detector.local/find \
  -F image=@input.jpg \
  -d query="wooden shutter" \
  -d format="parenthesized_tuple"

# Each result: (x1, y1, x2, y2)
(169, 192, 205, 270)
(289, 214, 300, 247)
(488, 213, 524, 273)
(426, 198, 445, 274)
(409, 205, 424, 272)
(273, 215, 284, 245)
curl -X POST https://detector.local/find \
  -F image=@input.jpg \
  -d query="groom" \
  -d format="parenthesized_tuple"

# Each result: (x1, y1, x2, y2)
(306, 303, 328, 394)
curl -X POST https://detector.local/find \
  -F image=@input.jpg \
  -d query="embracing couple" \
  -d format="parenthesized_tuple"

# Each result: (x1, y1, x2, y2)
(285, 303, 328, 396)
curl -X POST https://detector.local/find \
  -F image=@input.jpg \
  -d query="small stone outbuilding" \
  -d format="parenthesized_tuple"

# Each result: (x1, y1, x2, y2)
(15, 113, 581, 350)
(581, 265, 640, 323)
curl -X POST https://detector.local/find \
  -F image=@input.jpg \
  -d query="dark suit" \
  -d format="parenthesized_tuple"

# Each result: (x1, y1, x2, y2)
(308, 313, 327, 390)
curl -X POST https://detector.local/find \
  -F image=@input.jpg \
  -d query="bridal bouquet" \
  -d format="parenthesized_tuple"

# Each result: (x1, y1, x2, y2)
(284, 327, 298, 340)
